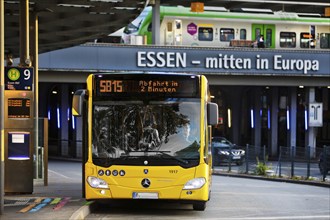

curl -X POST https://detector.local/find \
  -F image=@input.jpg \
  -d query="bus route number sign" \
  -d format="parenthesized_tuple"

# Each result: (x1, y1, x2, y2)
(95, 75, 199, 98)
(5, 67, 34, 91)
(98, 79, 181, 94)
(99, 80, 123, 93)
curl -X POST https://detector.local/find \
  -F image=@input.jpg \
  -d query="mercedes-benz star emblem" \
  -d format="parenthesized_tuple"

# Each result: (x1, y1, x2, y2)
(141, 178, 151, 188)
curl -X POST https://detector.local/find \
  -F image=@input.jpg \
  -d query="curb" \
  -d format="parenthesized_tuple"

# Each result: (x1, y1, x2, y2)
(69, 203, 93, 220)
(213, 171, 330, 188)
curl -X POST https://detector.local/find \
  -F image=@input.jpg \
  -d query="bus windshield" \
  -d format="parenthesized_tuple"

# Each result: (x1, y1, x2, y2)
(92, 98, 201, 168)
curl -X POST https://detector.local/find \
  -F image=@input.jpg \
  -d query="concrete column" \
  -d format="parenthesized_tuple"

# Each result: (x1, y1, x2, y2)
(270, 87, 279, 157)
(151, 0, 160, 45)
(289, 87, 297, 149)
(306, 87, 317, 158)
(60, 85, 69, 156)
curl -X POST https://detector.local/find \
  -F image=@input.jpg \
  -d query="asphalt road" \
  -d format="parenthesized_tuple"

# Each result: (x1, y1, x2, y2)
(86, 175, 330, 220)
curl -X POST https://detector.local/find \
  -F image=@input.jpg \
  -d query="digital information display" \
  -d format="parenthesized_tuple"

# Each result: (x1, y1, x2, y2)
(94, 74, 199, 98)
(8, 98, 31, 119)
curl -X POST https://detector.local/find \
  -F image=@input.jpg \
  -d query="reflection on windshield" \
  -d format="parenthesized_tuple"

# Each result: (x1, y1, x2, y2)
(92, 99, 201, 167)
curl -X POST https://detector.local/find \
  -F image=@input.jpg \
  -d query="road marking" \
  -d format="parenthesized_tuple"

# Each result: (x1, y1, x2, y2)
(49, 169, 71, 179)
(29, 198, 53, 213)
(18, 204, 36, 213)
(53, 197, 71, 211)
(50, 197, 62, 205)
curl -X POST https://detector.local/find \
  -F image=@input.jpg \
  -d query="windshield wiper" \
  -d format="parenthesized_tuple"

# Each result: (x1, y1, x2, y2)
(120, 150, 189, 165)
(155, 151, 189, 165)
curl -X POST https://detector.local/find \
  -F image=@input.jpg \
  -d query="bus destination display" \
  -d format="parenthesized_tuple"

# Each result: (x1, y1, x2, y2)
(8, 98, 31, 118)
(95, 75, 199, 97)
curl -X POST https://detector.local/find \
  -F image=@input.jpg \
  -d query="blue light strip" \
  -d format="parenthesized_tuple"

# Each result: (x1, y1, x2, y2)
(72, 114, 75, 130)
(286, 108, 290, 130)
(57, 107, 61, 128)
(304, 109, 308, 130)
(67, 108, 70, 121)
(250, 109, 254, 128)
(267, 108, 271, 129)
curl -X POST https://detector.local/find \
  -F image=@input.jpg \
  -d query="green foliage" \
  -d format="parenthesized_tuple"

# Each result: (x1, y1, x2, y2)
(254, 157, 272, 176)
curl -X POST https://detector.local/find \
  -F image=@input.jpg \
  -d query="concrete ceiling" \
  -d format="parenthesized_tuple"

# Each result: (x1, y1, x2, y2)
(4, 0, 330, 58)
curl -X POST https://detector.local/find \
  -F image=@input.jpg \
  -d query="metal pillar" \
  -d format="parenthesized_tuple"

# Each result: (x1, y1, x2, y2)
(289, 87, 297, 148)
(20, 0, 30, 66)
(0, 0, 5, 215)
(231, 88, 243, 144)
(254, 88, 262, 147)
(270, 87, 279, 157)
(31, 12, 39, 178)
(306, 87, 317, 158)
(60, 85, 69, 156)
(151, 0, 160, 45)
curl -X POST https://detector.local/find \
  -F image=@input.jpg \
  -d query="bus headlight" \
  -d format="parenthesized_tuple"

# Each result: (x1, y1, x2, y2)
(87, 176, 109, 189)
(183, 177, 206, 190)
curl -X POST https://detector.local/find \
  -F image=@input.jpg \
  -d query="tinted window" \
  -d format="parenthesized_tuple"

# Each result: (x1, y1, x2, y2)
(320, 33, 330, 49)
(240, 29, 247, 40)
(300, 32, 311, 48)
(220, 28, 234, 42)
(198, 27, 213, 41)
(280, 32, 296, 48)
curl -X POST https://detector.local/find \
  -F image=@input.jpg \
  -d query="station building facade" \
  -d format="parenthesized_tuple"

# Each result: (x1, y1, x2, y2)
(35, 44, 329, 159)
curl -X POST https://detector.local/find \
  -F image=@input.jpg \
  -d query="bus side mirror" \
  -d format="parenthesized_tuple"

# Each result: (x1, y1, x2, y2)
(72, 89, 88, 117)
(207, 102, 218, 125)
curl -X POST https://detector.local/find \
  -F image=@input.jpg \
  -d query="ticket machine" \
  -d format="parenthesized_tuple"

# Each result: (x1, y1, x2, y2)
(4, 67, 34, 193)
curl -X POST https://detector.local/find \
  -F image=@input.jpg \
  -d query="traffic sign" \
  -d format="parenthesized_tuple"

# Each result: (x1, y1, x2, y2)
(309, 103, 323, 127)
(5, 67, 33, 91)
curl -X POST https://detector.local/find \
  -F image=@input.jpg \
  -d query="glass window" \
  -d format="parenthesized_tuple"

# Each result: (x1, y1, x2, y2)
(198, 27, 213, 41)
(240, 29, 247, 40)
(92, 99, 201, 167)
(220, 28, 234, 42)
(320, 33, 330, 49)
(280, 32, 296, 48)
(300, 32, 312, 48)
(265, 28, 272, 48)
(255, 28, 261, 40)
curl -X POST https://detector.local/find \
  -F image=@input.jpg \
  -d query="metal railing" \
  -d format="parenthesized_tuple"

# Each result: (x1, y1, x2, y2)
(213, 145, 330, 182)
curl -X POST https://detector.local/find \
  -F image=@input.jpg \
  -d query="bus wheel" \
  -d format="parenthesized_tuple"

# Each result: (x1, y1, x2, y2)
(193, 201, 206, 211)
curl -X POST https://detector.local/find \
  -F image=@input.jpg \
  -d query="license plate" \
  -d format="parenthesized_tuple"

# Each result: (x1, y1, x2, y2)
(233, 156, 241, 159)
(132, 192, 159, 199)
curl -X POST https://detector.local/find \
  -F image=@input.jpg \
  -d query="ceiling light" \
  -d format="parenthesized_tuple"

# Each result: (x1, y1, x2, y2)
(90, 0, 123, 2)
(57, 4, 94, 8)
(114, 7, 136, 10)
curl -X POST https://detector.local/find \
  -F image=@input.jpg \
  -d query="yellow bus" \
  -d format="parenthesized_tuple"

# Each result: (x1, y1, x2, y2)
(72, 73, 218, 211)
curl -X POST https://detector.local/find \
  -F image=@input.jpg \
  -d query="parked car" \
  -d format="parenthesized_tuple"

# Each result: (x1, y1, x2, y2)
(318, 149, 330, 176)
(212, 137, 245, 166)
